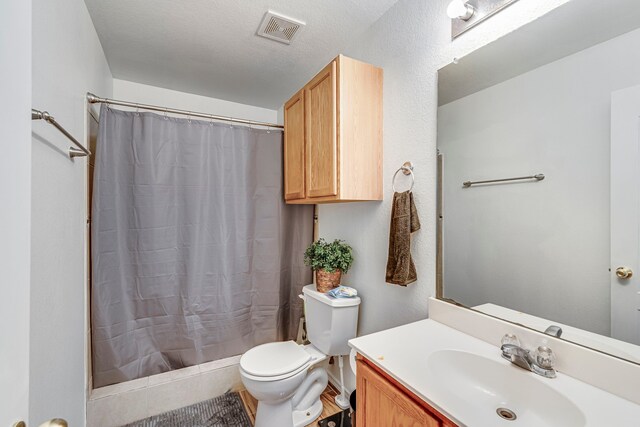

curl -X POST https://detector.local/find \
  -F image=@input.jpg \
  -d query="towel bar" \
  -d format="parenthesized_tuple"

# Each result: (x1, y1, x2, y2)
(463, 173, 544, 188)
(32, 109, 91, 158)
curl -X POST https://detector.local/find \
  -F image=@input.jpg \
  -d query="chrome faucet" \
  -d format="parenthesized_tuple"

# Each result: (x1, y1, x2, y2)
(500, 334, 556, 378)
(544, 325, 563, 338)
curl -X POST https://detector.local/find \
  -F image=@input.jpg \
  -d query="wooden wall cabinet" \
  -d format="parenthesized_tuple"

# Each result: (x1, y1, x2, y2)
(283, 55, 383, 204)
(356, 354, 457, 427)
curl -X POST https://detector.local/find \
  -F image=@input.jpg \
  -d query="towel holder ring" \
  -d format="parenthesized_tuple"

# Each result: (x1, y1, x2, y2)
(392, 161, 415, 192)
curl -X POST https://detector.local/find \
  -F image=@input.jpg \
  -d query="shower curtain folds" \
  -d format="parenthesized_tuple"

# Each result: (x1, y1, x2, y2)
(91, 106, 312, 388)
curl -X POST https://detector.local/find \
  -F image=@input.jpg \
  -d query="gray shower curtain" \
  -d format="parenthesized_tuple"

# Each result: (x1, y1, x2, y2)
(91, 107, 313, 388)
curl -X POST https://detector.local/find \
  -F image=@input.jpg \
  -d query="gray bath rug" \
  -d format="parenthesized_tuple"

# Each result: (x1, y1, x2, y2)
(123, 392, 252, 427)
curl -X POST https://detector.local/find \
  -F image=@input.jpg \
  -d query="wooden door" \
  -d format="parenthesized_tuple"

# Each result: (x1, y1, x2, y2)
(357, 359, 442, 427)
(611, 85, 640, 345)
(284, 90, 306, 200)
(305, 60, 338, 198)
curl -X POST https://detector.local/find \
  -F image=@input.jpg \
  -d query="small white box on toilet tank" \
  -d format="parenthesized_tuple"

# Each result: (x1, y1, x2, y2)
(302, 284, 360, 356)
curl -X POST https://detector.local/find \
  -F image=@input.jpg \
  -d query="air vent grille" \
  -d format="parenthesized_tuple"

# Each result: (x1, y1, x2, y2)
(257, 11, 305, 45)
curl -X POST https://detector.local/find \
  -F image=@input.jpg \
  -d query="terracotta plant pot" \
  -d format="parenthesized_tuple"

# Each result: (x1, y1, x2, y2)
(316, 269, 342, 293)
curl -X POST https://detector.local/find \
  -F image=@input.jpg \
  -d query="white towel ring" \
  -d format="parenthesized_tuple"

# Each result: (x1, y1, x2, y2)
(392, 161, 415, 192)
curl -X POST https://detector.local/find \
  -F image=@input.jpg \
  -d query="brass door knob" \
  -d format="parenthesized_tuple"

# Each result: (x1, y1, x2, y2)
(616, 267, 633, 279)
(12, 419, 68, 427)
(40, 420, 68, 427)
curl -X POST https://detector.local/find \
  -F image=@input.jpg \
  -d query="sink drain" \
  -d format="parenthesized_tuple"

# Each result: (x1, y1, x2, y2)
(496, 407, 517, 421)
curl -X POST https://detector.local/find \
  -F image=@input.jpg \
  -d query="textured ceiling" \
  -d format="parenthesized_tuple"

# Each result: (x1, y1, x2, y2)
(84, 0, 399, 109)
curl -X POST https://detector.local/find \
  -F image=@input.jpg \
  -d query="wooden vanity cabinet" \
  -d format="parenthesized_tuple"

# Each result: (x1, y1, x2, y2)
(283, 55, 383, 204)
(356, 354, 457, 427)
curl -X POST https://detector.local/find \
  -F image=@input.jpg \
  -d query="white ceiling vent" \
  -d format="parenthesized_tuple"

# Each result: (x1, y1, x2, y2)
(257, 11, 305, 45)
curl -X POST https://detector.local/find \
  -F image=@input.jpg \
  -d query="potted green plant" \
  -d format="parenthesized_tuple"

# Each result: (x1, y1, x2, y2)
(304, 238, 354, 292)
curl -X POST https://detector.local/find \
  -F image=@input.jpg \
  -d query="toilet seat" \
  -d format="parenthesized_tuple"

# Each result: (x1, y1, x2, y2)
(240, 341, 312, 381)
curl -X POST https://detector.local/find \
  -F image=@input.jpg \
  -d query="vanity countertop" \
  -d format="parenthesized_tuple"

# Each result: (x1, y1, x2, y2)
(348, 319, 640, 426)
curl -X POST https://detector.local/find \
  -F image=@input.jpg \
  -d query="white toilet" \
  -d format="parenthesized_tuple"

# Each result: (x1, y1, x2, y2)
(240, 284, 361, 427)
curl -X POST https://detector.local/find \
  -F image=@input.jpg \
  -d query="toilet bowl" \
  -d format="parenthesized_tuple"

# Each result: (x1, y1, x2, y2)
(240, 341, 327, 427)
(240, 285, 361, 427)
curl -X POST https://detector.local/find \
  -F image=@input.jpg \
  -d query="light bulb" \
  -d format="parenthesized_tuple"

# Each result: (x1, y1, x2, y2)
(447, 0, 475, 21)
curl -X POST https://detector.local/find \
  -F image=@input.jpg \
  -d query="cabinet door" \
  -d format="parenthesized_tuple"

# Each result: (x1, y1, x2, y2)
(284, 90, 305, 200)
(357, 359, 442, 427)
(305, 60, 338, 198)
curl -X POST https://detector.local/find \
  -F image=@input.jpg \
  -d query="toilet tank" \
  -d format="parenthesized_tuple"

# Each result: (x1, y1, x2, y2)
(302, 284, 361, 356)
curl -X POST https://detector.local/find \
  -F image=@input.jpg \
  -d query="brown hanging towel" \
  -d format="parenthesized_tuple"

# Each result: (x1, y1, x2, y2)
(385, 190, 421, 286)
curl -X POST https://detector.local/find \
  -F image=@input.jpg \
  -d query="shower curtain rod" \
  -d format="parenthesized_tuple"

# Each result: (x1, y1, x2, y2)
(86, 92, 284, 129)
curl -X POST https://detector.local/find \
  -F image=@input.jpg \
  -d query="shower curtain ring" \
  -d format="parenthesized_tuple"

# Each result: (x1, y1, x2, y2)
(135, 103, 140, 116)
(163, 108, 168, 120)
(187, 112, 192, 124)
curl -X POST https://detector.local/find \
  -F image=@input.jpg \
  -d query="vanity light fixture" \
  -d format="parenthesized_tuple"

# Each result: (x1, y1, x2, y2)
(447, 0, 475, 21)
(448, 0, 520, 39)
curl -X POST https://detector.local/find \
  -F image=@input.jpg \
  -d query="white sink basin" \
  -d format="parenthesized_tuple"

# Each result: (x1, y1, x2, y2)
(427, 350, 586, 426)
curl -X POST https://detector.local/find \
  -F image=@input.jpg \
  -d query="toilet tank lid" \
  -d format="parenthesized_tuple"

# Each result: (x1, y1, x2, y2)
(302, 284, 361, 307)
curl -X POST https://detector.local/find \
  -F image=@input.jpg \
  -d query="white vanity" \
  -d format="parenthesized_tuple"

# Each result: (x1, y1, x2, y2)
(349, 299, 640, 426)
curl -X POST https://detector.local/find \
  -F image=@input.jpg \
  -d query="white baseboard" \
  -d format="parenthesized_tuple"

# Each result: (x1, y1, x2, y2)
(327, 367, 342, 391)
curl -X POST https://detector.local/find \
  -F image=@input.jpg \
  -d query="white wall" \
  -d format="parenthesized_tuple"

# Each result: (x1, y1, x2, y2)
(20, 0, 571, 418)
(317, 0, 569, 392)
(438, 28, 640, 337)
(112, 79, 279, 124)
(30, 0, 112, 424)
(0, 1, 31, 425)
